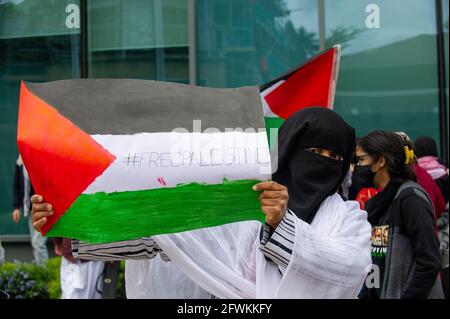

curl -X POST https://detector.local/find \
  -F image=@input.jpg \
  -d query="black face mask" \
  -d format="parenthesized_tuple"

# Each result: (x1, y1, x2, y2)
(285, 150, 343, 223)
(353, 164, 376, 188)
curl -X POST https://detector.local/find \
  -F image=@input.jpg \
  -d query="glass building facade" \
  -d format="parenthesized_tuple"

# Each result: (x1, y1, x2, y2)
(1, 0, 448, 236)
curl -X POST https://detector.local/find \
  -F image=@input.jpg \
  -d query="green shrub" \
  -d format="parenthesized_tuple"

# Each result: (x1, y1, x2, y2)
(45, 257, 62, 299)
(0, 257, 126, 299)
(0, 262, 50, 299)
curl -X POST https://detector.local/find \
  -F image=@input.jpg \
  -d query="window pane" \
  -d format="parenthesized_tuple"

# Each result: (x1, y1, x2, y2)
(196, 0, 319, 87)
(325, 0, 441, 147)
(0, 0, 80, 39)
(0, 0, 80, 235)
(88, 0, 189, 82)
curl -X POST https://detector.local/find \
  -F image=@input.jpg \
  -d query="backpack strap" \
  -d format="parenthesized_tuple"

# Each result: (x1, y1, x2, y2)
(394, 180, 433, 209)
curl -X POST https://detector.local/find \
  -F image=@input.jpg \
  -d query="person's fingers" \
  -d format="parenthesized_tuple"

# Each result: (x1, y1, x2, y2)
(31, 194, 44, 204)
(253, 181, 276, 191)
(32, 203, 52, 214)
(253, 181, 286, 192)
(259, 190, 288, 200)
(32, 210, 53, 224)
(33, 217, 47, 232)
(260, 198, 285, 207)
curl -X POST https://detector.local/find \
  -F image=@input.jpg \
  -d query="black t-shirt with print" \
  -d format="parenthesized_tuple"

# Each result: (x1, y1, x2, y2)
(369, 211, 390, 298)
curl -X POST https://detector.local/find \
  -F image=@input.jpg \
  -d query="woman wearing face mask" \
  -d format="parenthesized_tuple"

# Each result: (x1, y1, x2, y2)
(348, 141, 381, 209)
(356, 130, 443, 299)
(31, 107, 372, 299)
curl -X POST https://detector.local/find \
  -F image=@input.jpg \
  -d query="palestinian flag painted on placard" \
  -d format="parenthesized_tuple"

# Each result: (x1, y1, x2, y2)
(17, 46, 340, 244)
(18, 79, 271, 243)
(261, 45, 341, 143)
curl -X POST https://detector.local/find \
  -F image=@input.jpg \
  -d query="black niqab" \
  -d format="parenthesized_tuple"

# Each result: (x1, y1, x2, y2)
(272, 107, 355, 224)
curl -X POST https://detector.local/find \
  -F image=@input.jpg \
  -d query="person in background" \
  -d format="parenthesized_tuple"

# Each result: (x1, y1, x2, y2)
(349, 139, 381, 209)
(414, 136, 449, 298)
(414, 136, 449, 204)
(396, 132, 446, 228)
(12, 155, 48, 267)
(52, 236, 105, 299)
(357, 130, 443, 299)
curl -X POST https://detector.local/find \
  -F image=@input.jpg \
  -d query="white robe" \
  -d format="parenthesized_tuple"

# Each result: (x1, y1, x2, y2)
(60, 257, 105, 299)
(125, 194, 372, 299)
(125, 258, 212, 299)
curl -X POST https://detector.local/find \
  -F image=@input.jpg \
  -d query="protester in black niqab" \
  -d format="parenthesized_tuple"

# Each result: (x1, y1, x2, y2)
(273, 107, 355, 224)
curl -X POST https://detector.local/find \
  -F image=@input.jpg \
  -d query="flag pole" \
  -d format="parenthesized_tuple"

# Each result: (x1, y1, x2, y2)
(328, 44, 342, 109)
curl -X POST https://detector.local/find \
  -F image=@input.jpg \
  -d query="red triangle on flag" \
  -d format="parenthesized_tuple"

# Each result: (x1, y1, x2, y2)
(263, 46, 340, 119)
(17, 81, 116, 235)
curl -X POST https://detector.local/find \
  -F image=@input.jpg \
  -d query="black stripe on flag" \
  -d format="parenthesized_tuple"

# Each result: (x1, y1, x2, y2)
(25, 79, 265, 134)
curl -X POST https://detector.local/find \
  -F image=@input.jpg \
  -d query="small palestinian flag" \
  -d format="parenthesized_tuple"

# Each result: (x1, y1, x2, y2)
(261, 45, 341, 142)
(18, 79, 271, 243)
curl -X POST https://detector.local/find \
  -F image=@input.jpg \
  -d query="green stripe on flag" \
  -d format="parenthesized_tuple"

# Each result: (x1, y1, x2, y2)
(264, 117, 284, 145)
(47, 179, 265, 243)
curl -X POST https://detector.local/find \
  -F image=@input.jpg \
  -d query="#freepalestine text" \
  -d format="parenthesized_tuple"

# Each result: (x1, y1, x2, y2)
(122, 147, 270, 168)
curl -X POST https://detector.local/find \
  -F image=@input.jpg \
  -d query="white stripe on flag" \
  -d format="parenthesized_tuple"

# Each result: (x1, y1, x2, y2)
(84, 131, 271, 194)
(260, 80, 285, 118)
